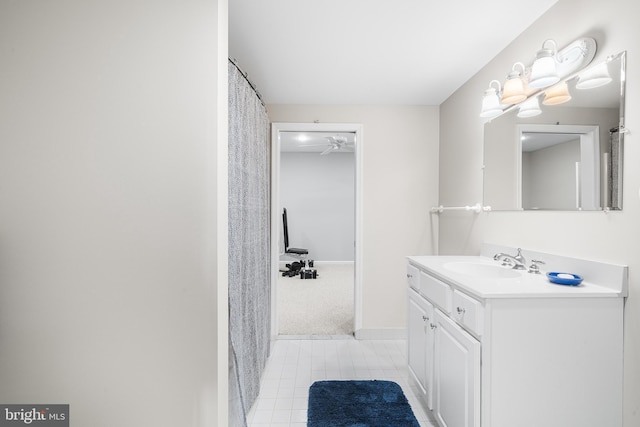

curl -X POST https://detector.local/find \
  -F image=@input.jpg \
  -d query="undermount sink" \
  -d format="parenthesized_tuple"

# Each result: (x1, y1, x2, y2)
(443, 261, 522, 279)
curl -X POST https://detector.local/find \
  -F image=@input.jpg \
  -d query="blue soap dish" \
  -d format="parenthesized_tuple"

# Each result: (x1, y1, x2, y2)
(547, 272, 583, 286)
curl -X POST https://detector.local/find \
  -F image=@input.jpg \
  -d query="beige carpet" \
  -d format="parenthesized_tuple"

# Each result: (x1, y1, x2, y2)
(278, 263, 354, 336)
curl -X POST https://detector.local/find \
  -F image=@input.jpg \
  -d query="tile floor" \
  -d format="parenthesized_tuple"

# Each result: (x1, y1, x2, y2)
(247, 337, 438, 427)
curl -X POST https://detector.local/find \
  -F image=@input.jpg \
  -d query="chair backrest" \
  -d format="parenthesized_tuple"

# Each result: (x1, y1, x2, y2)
(282, 208, 290, 250)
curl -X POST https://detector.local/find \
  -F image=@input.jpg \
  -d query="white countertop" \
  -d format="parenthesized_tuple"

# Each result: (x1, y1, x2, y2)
(408, 255, 624, 299)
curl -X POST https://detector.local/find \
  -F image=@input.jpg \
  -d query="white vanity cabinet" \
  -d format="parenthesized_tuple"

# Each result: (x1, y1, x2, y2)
(407, 252, 626, 427)
(408, 266, 480, 427)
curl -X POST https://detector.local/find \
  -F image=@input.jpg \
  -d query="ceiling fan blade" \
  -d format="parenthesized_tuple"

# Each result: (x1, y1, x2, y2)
(320, 146, 335, 155)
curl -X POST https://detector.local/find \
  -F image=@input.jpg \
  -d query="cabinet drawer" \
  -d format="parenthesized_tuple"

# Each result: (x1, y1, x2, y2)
(420, 271, 452, 313)
(407, 264, 420, 291)
(409, 287, 431, 313)
(452, 290, 484, 336)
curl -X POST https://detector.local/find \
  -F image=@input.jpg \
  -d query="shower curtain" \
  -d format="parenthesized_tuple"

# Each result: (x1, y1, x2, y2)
(228, 59, 271, 426)
(610, 127, 622, 209)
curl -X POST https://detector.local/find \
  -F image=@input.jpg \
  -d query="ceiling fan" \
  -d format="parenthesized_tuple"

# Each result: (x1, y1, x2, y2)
(320, 135, 355, 155)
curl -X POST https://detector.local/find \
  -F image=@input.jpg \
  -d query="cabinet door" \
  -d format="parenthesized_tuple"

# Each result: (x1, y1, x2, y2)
(408, 289, 435, 409)
(408, 290, 428, 391)
(434, 309, 480, 427)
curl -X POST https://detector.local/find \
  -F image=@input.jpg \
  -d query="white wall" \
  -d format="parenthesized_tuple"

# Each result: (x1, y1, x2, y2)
(439, 0, 640, 425)
(269, 105, 439, 333)
(523, 139, 580, 209)
(0, 1, 226, 426)
(280, 152, 355, 262)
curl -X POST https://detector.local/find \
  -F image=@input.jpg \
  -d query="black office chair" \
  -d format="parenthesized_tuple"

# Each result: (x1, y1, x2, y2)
(282, 207, 309, 259)
(282, 208, 316, 278)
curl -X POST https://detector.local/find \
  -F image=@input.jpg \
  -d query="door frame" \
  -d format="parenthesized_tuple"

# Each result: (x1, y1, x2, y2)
(516, 124, 600, 210)
(270, 122, 363, 339)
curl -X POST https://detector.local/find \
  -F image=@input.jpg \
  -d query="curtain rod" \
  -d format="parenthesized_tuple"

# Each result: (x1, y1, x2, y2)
(229, 57, 265, 107)
(430, 203, 492, 214)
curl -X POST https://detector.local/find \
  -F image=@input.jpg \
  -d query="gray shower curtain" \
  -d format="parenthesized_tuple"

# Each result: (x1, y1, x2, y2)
(228, 59, 271, 426)
(610, 127, 622, 209)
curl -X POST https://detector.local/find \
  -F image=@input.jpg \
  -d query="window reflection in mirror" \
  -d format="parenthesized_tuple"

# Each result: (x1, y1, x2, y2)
(483, 51, 626, 211)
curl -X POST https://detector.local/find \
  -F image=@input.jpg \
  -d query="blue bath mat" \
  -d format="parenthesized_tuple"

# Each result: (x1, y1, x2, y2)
(307, 380, 420, 427)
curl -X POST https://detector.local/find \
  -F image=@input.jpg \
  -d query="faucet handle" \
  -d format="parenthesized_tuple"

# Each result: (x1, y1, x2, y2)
(528, 259, 545, 274)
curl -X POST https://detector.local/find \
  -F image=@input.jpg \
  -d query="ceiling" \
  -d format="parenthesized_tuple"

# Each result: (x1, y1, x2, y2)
(229, 0, 559, 106)
(280, 131, 356, 153)
(522, 132, 579, 152)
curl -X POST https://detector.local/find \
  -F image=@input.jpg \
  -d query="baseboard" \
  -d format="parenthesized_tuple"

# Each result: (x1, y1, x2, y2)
(354, 328, 406, 340)
(312, 260, 355, 265)
(277, 334, 355, 340)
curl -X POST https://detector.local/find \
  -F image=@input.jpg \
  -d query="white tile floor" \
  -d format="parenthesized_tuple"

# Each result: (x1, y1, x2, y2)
(247, 338, 438, 427)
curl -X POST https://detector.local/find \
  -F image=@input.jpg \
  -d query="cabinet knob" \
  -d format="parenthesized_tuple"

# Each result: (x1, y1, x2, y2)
(430, 323, 436, 330)
(422, 315, 428, 321)
(407, 273, 413, 278)
(456, 307, 466, 315)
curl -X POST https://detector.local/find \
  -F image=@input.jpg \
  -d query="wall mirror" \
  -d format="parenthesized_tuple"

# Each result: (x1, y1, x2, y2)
(483, 51, 626, 211)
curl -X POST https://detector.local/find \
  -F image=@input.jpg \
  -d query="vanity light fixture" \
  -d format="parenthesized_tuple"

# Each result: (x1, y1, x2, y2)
(501, 62, 527, 104)
(480, 80, 503, 118)
(529, 38, 597, 89)
(480, 37, 596, 118)
(529, 40, 560, 89)
(517, 96, 542, 118)
(576, 61, 612, 89)
(542, 81, 572, 105)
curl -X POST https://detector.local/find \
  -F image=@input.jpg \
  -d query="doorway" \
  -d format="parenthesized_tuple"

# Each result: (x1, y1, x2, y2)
(270, 123, 363, 339)
(516, 124, 600, 210)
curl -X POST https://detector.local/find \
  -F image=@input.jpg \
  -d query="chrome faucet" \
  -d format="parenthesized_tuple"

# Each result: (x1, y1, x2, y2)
(493, 248, 527, 270)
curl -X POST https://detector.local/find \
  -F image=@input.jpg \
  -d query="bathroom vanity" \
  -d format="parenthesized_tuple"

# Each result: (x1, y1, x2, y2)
(407, 245, 627, 427)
